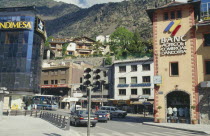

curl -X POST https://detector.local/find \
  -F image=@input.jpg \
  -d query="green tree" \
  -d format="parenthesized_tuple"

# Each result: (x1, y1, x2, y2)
(62, 43, 69, 56)
(44, 36, 54, 47)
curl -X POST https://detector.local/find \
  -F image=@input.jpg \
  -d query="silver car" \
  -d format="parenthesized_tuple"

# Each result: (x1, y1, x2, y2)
(70, 110, 98, 127)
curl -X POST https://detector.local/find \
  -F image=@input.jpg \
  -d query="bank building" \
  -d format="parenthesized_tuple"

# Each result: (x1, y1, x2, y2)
(147, 0, 210, 124)
(0, 6, 46, 110)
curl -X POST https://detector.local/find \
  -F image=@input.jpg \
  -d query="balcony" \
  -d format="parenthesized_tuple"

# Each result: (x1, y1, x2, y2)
(130, 95, 139, 99)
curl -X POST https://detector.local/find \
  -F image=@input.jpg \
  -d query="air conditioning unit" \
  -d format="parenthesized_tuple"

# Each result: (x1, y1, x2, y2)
(200, 81, 210, 88)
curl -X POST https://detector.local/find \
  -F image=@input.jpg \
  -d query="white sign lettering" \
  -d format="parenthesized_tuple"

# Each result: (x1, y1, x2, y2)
(160, 36, 186, 56)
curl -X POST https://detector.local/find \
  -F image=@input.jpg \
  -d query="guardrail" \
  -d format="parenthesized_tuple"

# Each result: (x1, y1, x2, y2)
(40, 111, 70, 130)
(5, 110, 41, 117)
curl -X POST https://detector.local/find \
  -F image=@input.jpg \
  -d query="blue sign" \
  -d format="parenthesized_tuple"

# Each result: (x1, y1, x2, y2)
(117, 84, 129, 87)
(130, 83, 151, 87)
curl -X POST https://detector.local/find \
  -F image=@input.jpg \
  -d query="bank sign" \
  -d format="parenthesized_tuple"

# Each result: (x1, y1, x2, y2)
(160, 20, 186, 56)
(0, 21, 33, 30)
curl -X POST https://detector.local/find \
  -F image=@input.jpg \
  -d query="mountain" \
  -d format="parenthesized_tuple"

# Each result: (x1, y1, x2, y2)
(0, 0, 156, 39)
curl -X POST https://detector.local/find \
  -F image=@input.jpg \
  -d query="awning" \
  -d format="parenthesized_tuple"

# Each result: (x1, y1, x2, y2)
(130, 101, 154, 105)
(61, 97, 79, 102)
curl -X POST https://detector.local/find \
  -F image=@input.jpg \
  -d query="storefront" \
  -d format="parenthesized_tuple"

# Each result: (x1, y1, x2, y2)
(0, 6, 46, 110)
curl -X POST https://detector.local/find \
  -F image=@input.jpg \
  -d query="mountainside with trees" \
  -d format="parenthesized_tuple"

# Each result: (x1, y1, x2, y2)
(0, 0, 158, 39)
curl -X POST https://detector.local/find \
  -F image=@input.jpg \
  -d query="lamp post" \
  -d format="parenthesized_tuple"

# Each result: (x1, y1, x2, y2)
(0, 87, 9, 120)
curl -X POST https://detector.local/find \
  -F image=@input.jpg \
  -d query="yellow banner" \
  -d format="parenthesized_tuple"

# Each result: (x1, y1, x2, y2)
(0, 21, 32, 29)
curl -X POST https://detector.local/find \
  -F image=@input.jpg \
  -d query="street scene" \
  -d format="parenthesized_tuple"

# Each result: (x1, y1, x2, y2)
(0, 0, 210, 136)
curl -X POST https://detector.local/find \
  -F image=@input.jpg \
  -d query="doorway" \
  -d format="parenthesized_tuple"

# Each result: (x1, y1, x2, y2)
(166, 91, 190, 123)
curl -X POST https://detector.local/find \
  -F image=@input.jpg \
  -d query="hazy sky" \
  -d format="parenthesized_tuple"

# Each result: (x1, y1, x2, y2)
(54, 0, 189, 8)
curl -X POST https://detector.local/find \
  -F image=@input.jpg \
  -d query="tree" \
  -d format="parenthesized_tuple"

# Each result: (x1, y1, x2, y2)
(62, 43, 69, 56)
(92, 41, 104, 57)
(44, 36, 54, 47)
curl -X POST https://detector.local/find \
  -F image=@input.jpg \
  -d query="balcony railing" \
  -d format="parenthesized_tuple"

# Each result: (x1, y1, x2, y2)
(130, 83, 151, 87)
(117, 84, 129, 87)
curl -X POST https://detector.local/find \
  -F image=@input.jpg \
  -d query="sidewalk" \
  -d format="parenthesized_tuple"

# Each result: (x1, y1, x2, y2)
(143, 122, 210, 134)
(0, 116, 71, 136)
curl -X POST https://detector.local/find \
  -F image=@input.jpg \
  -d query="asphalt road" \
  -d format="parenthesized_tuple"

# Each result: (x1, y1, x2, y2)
(69, 116, 209, 136)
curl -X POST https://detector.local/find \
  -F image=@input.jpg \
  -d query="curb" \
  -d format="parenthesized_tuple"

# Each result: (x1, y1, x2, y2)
(142, 122, 208, 134)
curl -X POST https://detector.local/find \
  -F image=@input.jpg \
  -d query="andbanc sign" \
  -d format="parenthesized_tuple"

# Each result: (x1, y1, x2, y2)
(160, 36, 186, 56)
(0, 21, 32, 30)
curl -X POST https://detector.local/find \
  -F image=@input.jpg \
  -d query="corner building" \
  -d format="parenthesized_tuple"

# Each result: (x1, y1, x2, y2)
(0, 7, 46, 110)
(147, 1, 210, 124)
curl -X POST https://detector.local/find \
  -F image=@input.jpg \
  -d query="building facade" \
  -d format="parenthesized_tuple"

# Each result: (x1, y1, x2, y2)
(113, 58, 154, 113)
(0, 6, 46, 110)
(147, 1, 210, 124)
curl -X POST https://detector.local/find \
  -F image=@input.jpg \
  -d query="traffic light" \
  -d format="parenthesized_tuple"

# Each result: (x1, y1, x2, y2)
(83, 68, 93, 86)
(93, 69, 101, 87)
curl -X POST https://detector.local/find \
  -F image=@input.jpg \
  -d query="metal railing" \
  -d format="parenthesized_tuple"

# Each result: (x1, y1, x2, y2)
(40, 111, 70, 130)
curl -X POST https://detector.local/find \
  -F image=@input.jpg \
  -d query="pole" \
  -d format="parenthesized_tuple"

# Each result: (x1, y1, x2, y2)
(101, 81, 104, 106)
(87, 86, 92, 136)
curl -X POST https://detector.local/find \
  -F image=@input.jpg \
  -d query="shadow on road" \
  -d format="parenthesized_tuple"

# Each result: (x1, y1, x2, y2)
(43, 133, 62, 136)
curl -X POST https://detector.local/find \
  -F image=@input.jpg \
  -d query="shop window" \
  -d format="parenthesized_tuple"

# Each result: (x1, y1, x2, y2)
(119, 77, 126, 84)
(51, 80, 54, 84)
(60, 79, 66, 84)
(131, 77, 137, 84)
(131, 65, 137, 71)
(143, 88, 151, 95)
(204, 33, 210, 46)
(131, 89, 137, 95)
(164, 12, 169, 20)
(119, 89, 126, 95)
(177, 10, 182, 18)
(142, 64, 150, 71)
(142, 76, 150, 83)
(205, 60, 210, 75)
(170, 62, 179, 76)
(171, 11, 175, 19)
(44, 80, 48, 85)
(119, 66, 126, 73)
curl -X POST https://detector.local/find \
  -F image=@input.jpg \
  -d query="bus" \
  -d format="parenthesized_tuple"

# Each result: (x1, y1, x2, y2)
(32, 95, 60, 110)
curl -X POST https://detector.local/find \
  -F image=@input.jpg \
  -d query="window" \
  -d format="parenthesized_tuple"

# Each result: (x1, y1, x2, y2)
(131, 65, 137, 71)
(171, 11, 175, 19)
(55, 80, 58, 84)
(143, 88, 151, 95)
(170, 62, 179, 76)
(131, 89, 137, 95)
(51, 80, 54, 84)
(60, 79, 66, 84)
(142, 76, 150, 83)
(50, 71, 54, 75)
(119, 77, 126, 84)
(119, 89, 126, 95)
(119, 66, 126, 73)
(164, 12, 169, 20)
(131, 77, 137, 84)
(205, 60, 210, 75)
(60, 69, 66, 74)
(204, 33, 210, 46)
(54, 70, 58, 75)
(177, 10, 182, 18)
(142, 64, 150, 71)
(44, 80, 48, 85)
(43, 71, 48, 75)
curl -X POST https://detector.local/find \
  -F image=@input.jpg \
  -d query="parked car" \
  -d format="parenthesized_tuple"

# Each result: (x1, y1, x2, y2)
(70, 110, 98, 127)
(100, 106, 127, 118)
(95, 110, 110, 122)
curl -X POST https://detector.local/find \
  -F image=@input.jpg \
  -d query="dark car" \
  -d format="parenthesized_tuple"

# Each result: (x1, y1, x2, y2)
(95, 110, 110, 122)
(70, 110, 98, 127)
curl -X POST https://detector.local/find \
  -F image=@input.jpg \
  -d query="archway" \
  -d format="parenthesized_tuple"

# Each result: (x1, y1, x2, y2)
(166, 91, 190, 123)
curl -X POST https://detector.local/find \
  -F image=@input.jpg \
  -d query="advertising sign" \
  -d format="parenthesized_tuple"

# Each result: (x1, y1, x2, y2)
(0, 21, 33, 30)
